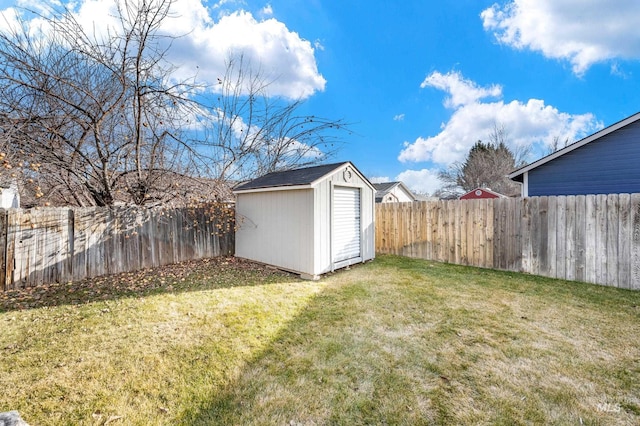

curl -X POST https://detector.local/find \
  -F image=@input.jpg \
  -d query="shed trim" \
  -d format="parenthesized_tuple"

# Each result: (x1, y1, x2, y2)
(233, 184, 313, 194)
(233, 161, 375, 194)
(330, 181, 365, 272)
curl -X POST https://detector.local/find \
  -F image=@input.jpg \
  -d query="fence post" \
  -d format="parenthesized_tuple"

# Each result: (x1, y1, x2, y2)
(67, 208, 75, 282)
(0, 209, 6, 292)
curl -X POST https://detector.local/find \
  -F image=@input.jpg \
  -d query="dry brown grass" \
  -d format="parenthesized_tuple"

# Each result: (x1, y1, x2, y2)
(1, 254, 639, 425)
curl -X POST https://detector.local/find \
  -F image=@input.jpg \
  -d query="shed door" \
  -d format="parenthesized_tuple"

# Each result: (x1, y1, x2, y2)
(333, 186, 361, 263)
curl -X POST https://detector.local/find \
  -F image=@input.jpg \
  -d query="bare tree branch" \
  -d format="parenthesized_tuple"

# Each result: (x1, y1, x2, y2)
(0, 1, 350, 207)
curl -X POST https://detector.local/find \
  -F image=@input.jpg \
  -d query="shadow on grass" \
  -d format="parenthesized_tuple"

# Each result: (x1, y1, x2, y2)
(0, 256, 298, 313)
(178, 254, 640, 425)
(178, 258, 441, 425)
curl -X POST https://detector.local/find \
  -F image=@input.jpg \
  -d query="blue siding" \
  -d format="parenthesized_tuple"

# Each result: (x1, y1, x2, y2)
(528, 120, 640, 196)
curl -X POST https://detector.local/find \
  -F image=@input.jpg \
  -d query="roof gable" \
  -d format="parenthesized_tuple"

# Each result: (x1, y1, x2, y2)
(373, 181, 416, 202)
(460, 187, 506, 199)
(234, 162, 373, 192)
(509, 111, 640, 181)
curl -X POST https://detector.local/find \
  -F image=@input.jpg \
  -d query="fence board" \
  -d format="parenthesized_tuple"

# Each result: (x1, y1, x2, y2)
(540, 197, 549, 276)
(555, 196, 566, 280)
(631, 194, 640, 290)
(584, 195, 597, 284)
(493, 198, 503, 270)
(374, 194, 640, 289)
(546, 197, 557, 278)
(564, 196, 576, 281)
(0, 209, 6, 291)
(0, 204, 234, 291)
(606, 194, 619, 286)
(510, 198, 522, 272)
(618, 194, 631, 289)
(447, 201, 455, 263)
(458, 201, 467, 265)
(485, 200, 494, 268)
(595, 194, 608, 285)
(521, 197, 532, 274)
(529, 197, 541, 276)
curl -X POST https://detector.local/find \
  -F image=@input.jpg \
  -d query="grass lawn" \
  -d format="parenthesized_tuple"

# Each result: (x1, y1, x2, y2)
(1, 255, 639, 425)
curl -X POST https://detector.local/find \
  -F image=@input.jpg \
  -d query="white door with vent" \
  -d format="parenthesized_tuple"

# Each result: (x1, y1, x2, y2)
(333, 186, 361, 264)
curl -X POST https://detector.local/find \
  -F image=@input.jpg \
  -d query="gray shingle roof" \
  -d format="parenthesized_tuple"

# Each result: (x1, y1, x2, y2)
(373, 182, 400, 202)
(234, 162, 349, 191)
(372, 182, 398, 192)
(373, 181, 419, 203)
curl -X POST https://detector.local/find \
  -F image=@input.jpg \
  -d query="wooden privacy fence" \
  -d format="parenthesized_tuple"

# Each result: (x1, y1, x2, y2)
(376, 194, 640, 290)
(0, 204, 235, 291)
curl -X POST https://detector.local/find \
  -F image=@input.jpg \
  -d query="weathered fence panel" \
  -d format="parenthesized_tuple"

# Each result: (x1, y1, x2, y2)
(376, 194, 640, 289)
(0, 210, 6, 290)
(0, 204, 234, 292)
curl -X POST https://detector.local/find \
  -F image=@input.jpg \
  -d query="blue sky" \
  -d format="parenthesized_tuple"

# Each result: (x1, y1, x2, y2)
(2, 0, 640, 194)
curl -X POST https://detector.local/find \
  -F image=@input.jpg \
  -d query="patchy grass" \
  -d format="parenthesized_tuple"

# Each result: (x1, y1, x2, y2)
(1, 255, 640, 425)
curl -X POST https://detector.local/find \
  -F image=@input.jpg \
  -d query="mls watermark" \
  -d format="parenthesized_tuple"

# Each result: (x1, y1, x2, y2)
(595, 402, 621, 413)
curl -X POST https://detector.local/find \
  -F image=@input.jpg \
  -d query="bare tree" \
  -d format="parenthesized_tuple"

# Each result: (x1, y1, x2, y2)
(437, 123, 526, 197)
(545, 135, 570, 156)
(203, 55, 349, 183)
(0, 1, 348, 207)
(0, 0, 204, 206)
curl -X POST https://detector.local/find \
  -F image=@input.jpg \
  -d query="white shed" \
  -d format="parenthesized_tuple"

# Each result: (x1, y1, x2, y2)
(373, 181, 417, 203)
(0, 181, 20, 208)
(233, 161, 375, 279)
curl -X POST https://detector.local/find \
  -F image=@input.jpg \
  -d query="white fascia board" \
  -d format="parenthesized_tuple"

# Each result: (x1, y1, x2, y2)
(508, 111, 640, 180)
(233, 184, 313, 194)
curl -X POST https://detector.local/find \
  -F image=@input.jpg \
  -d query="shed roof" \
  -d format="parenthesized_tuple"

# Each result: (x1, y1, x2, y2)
(509, 111, 640, 182)
(234, 161, 371, 192)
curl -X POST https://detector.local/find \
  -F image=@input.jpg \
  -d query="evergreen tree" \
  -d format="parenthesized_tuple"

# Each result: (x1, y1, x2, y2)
(437, 125, 525, 197)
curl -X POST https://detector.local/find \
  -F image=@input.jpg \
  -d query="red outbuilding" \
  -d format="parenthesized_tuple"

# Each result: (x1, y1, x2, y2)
(459, 187, 506, 200)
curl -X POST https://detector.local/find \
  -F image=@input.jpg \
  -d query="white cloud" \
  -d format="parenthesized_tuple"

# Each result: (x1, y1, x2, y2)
(421, 71, 501, 108)
(212, 0, 240, 11)
(369, 176, 391, 184)
(393, 114, 405, 121)
(400, 70, 602, 165)
(260, 4, 273, 17)
(164, 8, 326, 99)
(396, 169, 441, 195)
(481, 0, 640, 75)
(1, 0, 325, 100)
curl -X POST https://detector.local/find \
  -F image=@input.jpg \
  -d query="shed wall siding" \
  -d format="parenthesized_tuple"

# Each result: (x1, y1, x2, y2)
(313, 166, 375, 274)
(528, 120, 640, 196)
(236, 189, 314, 274)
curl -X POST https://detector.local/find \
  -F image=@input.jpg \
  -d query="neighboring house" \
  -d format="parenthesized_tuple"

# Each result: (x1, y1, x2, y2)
(0, 181, 20, 208)
(233, 162, 375, 280)
(373, 181, 417, 203)
(459, 188, 506, 200)
(509, 112, 640, 197)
